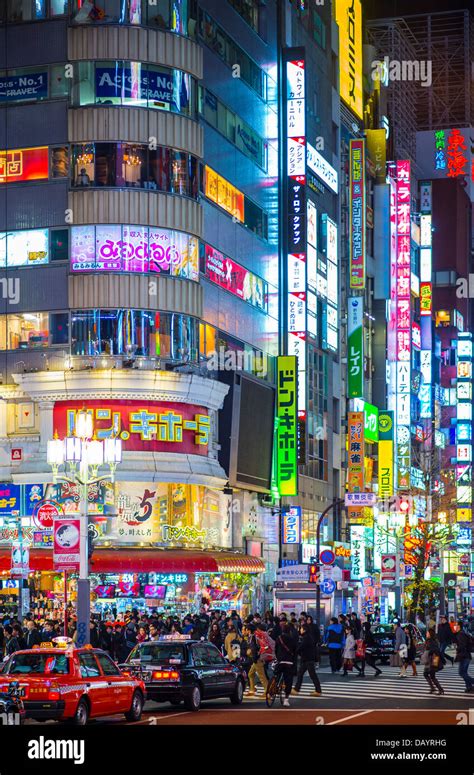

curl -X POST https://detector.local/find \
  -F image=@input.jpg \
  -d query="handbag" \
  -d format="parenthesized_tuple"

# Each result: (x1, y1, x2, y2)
(356, 639, 366, 659)
(390, 653, 401, 667)
(431, 653, 443, 671)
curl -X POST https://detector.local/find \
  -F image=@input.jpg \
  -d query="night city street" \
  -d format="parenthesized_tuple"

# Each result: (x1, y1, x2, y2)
(0, 0, 474, 769)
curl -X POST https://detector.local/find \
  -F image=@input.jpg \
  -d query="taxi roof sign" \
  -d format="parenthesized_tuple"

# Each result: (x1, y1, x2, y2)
(159, 634, 191, 641)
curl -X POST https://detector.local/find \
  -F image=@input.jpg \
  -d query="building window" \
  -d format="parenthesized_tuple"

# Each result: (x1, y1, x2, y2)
(198, 86, 267, 170)
(0, 313, 50, 350)
(71, 142, 199, 198)
(227, 0, 261, 35)
(312, 10, 326, 49)
(70, 61, 195, 117)
(70, 309, 199, 361)
(69, 0, 198, 36)
(198, 9, 267, 99)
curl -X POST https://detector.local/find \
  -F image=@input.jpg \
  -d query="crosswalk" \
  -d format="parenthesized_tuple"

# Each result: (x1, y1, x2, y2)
(244, 665, 474, 701)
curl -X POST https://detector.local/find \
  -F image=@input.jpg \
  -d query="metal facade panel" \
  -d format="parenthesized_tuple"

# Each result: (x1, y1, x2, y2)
(4, 20, 67, 68)
(0, 265, 68, 314)
(1, 102, 68, 148)
(0, 182, 68, 232)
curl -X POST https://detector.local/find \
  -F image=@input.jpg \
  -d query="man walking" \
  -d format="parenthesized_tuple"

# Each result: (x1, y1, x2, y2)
(325, 617, 344, 673)
(246, 624, 268, 696)
(438, 615, 455, 665)
(453, 621, 473, 693)
(292, 623, 322, 697)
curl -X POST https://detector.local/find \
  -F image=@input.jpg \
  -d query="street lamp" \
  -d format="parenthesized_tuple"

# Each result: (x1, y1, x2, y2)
(47, 409, 122, 646)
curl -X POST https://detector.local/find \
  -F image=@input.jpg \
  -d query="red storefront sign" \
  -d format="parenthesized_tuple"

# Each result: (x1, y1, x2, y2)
(34, 500, 61, 529)
(53, 515, 81, 572)
(53, 400, 210, 455)
(0, 146, 49, 184)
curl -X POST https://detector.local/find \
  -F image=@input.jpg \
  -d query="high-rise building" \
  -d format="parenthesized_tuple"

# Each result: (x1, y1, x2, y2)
(0, 0, 282, 629)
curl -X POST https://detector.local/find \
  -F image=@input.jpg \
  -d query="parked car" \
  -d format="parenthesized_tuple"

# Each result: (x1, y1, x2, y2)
(120, 635, 246, 712)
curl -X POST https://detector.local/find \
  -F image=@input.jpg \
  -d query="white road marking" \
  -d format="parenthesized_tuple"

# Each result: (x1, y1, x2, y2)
(148, 712, 190, 723)
(325, 710, 373, 725)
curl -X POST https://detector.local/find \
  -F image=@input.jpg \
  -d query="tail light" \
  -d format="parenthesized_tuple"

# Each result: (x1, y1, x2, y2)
(47, 689, 61, 701)
(152, 670, 179, 681)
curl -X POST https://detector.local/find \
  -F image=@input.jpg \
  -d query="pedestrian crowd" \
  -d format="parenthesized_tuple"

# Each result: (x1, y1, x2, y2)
(0, 606, 472, 701)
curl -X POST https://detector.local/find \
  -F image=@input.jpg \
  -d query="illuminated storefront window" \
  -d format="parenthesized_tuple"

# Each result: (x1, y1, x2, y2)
(71, 142, 199, 197)
(71, 309, 199, 361)
(0, 312, 68, 350)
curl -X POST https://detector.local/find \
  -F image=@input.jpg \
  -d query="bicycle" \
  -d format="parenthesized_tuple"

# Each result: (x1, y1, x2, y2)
(265, 660, 285, 707)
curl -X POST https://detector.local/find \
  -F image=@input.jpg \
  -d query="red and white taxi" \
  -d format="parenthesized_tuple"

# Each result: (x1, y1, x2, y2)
(0, 639, 145, 725)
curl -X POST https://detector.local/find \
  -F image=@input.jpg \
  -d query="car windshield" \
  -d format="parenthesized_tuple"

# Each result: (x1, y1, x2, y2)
(127, 644, 186, 664)
(7, 653, 70, 675)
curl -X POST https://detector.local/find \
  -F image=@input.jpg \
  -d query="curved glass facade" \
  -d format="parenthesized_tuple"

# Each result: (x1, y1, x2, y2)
(71, 142, 200, 197)
(71, 61, 195, 116)
(3, 1, 198, 37)
(71, 309, 199, 360)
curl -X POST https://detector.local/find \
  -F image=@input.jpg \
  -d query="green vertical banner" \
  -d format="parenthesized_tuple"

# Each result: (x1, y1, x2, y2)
(348, 297, 364, 398)
(276, 356, 298, 496)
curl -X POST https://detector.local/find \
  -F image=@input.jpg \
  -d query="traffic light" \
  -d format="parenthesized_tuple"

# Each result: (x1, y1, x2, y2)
(308, 564, 319, 583)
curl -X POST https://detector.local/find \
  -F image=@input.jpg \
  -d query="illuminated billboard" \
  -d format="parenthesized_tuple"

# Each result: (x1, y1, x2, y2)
(349, 139, 366, 289)
(335, 0, 363, 120)
(276, 356, 298, 496)
(0, 146, 49, 184)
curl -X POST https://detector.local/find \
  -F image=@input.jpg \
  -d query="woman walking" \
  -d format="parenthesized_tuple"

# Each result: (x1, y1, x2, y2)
(422, 628, 444, 695)
(355, 621, 382, 677)
(342, 624, 362, 676)
(399, 625, 417, 677)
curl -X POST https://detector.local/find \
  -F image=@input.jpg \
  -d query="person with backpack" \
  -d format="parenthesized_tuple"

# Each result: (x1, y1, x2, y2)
(255, 622, 275, 667)
(246, 624, 268, 696)
(325, 617, 344, 673)
(291, 623, 322, 697)
(354, 621, 382, 677)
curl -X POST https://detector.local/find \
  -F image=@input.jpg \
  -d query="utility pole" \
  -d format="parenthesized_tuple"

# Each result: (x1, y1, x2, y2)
(316, 497, 345, 633)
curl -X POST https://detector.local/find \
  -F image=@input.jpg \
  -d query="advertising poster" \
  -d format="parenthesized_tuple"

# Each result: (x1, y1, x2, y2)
(53, 514, 81, 571)
(204, 244, 266, 310)
(348, 297, 363, 398)
(0, 72, 48, 102)
(349, 139, 366, 288)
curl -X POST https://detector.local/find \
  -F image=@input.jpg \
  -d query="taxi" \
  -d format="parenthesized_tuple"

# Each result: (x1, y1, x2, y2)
(0, 638, 146, 725)
(121, 634, 246, 711)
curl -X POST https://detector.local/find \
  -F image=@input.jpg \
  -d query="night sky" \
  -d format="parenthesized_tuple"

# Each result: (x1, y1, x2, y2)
(363, 0, 471, 19)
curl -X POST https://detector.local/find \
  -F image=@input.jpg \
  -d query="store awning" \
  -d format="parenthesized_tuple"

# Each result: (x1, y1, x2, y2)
(0, 550, 265, 575)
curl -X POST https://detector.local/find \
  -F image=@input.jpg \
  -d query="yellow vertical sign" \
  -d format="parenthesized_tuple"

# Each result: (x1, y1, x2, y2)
(335, 0, 363, 120)
(378, 441, 393, 498)
(276, 356, 298, 496)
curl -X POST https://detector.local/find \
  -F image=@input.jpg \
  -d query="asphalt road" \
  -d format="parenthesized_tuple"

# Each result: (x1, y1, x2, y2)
(24, 665, 474, 726)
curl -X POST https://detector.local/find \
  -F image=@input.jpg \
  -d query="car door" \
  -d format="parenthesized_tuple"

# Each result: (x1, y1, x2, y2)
(77, 652, 108, 717)
(191, 644, 217, 697)
(206, 645, 236, 695)
(95, 652, 131, 714)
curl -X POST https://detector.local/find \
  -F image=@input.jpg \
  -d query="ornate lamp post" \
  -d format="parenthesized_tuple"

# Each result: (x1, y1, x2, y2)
(47, 409, 122, 646)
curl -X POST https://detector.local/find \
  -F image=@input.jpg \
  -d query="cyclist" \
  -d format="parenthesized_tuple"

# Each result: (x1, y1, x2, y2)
(272, 620, 297, 707)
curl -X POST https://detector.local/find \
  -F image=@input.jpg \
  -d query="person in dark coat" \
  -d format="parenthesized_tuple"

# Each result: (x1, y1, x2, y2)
(438, 615, 455, 665)
(350, 613, 362, 639)
(292, 623, 322, 696)
(24, 620, 42, 649)
(110, 624, 128, 663)
(355, 621, 382, 677)
(89, 620, 100, 648)
(422, 628, 444, 695)
(453, 621, 473, 692)
(4, 626, 20, 656)
(274, 621, 297, 706)
(208, 622, 223, 652)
